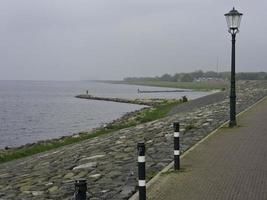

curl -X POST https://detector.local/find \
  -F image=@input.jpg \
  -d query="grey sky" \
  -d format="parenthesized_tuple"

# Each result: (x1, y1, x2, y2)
(0, 0, 266, 80)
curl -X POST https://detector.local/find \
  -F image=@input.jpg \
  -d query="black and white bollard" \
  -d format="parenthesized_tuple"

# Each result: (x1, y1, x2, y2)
(137, 142, 146, 200)
(173, 122, 180, 170)
(75, 179, 87, 200)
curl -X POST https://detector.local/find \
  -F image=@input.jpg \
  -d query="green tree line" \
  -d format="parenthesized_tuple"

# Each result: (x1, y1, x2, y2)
(124, 71, 267, 82)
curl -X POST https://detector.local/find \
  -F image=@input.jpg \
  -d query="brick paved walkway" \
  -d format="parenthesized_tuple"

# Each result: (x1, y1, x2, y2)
(147, 97, 267, 200)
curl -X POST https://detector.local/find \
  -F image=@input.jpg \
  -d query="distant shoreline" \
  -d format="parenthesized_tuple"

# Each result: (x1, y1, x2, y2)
(100, 80, 226, 91)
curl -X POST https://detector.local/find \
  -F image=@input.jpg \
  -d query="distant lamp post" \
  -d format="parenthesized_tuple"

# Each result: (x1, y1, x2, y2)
(225, 7, 243, 127)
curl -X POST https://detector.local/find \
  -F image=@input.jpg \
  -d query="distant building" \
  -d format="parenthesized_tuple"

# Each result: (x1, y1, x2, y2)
(193, 77, 226, 84)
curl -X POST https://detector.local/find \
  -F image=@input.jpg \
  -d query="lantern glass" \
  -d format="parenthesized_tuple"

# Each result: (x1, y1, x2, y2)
(225, 7, 243, 30)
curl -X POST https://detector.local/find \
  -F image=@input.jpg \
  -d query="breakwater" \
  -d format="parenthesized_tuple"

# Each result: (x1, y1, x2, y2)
(75, 94, 178, 106)
(0, 81, 266, 200)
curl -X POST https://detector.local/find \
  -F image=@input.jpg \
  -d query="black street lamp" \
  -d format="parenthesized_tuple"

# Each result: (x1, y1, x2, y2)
(225, 7, 243, 127)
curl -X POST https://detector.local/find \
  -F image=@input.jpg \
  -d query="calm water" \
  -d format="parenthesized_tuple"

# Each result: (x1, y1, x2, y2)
(0, 80, 214, 148)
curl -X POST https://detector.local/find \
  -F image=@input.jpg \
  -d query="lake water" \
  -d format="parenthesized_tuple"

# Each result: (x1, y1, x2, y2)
(0, 80, 214, 148)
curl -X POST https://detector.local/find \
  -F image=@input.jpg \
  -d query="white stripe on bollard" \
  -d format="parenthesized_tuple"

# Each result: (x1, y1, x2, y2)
(174, 132, 180, 137)
(138, 180, 146, 187)
(138, 156, 145, 163)
(174, 150, 180, 155)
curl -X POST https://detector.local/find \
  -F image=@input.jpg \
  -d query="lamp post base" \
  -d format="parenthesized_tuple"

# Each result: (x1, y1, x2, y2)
(229, 120, 237, 127)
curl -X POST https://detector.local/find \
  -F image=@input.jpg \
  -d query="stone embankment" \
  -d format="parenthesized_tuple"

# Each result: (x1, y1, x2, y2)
(76, 95, 166, 106)
(0, 81, 266, 200)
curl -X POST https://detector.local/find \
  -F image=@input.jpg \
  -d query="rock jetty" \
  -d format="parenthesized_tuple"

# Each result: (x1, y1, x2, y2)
(0, 80, 266, 200)
(76, 94, 168, 106)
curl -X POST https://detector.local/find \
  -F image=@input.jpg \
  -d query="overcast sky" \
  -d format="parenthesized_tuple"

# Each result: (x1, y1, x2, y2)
(0, 0, 266, 80)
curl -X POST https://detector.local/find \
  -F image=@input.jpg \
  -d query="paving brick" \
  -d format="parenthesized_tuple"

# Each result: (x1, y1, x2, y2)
(147, 97, 267, 200)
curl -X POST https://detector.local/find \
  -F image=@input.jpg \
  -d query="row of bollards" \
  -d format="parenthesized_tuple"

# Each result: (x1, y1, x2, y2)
(137, 122, 180, 200)
(73, 122, 180, 200)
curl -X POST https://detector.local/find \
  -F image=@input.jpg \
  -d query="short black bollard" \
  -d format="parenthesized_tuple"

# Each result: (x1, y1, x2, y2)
(75, 179, 87, 200)
(173, 122, 180, 170)
(137, 142, 146, 200)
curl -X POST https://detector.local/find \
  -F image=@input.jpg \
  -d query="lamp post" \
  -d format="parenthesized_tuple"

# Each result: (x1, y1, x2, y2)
(225, 7, 243, 127)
